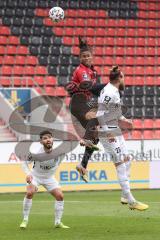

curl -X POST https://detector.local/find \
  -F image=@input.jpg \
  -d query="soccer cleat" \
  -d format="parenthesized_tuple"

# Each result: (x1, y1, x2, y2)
(80, 139, 99, 151)
(121, 197, 128, 205)
(20, 219, 28, 229)
(129, 201, 149, 211)
(55, 222, 70, 229)
(76, 164, 88, 183)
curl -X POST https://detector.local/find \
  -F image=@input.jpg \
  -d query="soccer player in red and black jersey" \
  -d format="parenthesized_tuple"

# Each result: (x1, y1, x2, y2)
(66, 37, 105, 182)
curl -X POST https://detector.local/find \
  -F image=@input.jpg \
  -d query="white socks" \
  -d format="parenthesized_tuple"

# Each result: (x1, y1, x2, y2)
(23, 197, 32, 221)
(55, 200, 64, 225)
(125, 160, 131, 179)
(116, 163, 135, 204)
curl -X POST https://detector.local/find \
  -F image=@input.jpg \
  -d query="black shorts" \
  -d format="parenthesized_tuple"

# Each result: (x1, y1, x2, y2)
(70, 93, 97, 129)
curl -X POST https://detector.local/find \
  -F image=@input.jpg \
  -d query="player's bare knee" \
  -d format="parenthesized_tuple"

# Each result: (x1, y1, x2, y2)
(26, 191, 34, 199)
(56, 192, 64, 201)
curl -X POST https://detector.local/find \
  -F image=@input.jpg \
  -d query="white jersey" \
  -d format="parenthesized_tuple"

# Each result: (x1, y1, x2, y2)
(22, 146, 63, 178)
(96, 82, 123, 129)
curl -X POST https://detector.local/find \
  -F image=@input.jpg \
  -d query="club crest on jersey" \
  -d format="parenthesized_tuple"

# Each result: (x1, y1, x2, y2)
(82, 73, 89, 81)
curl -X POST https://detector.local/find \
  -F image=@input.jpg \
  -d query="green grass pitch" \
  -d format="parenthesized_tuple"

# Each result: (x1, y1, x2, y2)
(0, 190, 159, 240)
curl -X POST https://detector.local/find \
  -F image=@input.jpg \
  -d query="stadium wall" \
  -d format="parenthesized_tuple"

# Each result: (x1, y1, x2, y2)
(0, 140, 159, 193)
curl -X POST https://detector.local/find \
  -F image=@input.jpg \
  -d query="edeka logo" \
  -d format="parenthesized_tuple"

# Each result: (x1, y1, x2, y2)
(60, 170, 107, 183)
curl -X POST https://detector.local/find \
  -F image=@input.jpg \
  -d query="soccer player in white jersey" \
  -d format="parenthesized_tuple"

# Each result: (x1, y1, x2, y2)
(20, 130, 69, 229)
(97, 66, 149, 211)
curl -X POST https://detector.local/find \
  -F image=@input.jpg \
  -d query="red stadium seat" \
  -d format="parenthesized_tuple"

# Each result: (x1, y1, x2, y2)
(104, 46, 114, 55)
(35, 66, 47, 75)
(0, 46, 5, 54)
(127, 19, 136, 27)
(86, 18, 96, 27)
(155, 130, 160, 139)
(124, 66, 134, 75)
(143, 130, 154, 139)
(104, 57, 113, 66)
(125, 57, 134, 66)
(117, 19, 126, 27)
(43, 18, 53, 26)
(96, 28, 105, 37)
(137, 38, 145, 46)
(26, 56, 38, 65)
(76, 9, 86, 18)
(146, 47, 156, 56)
(125, 76, 134, 85)
(116, 37, 125, 46)
(17, 46, 28, 55)
(137, 19, 146, 28)
(115, 56, 124, 66)
(1, 78, 11, 86)
(35, 8, 48, 17)
(0, 26, 10, 35)
(133, 119, 143, 129)
(0, 36, 7, 45)
(15, 56, 26, 65)
(126, 28, 136, 37)
(117, 28, 126, 37)
(96, 19, 106, 27)
(53, 27, 63, 36)
(148, 11, 157, 19)
(13, 66, 24, 75)
(136, 47, 145, 56)
(34, 76, 45, 86)
(138, 11, 146, 19)
(106, 19, 116, 27)
(136, 66, 145, 75)
(24, 66, 35, 75)
(146, 66, 155, 75)
(135, 57, 145, 66)
(147, 38, 156, 47)
(94, 56, 104, 66)
(147, 29, 156, 37)
(105, 37, 114, 46)
(137, 28, 146, 37)
(22, 77, 34, 86)
(138, 2, 146, 10)
(0, 56, 2, 64)
(154, 119, 160, 129)
(145, 76, 154, 85)
(134, 76, 144, 85)
(148, 2, 157, 10)
(3, 56, 14, 65)
(106, 28, 115, 36)
(45, 87, 55, 96)
(13, 78, 21, 87)
(97, 10, 107, 18)
(86, 28, 94, 37)
(65, 18, 75, 27)
(63, 37, 73, 45)
(148, 20, 156, 28)
(94, 47, 103, 56)
(95, 37, 105, 46)
(75, 27, 85, 36)
(146, 57, 155, 66)
(132, 130, 142, 140)
(71, 46, 79, 55)
(64, 28, 75, 36)
(45, 76, 57, 86)
(126, 37, 135, 46)
(87, 10, 96, 18)
(7, 46, 17, 55)
(8, 36, 19, 45)
(1, 66, 12, 75)
(143, 119, 154, 129)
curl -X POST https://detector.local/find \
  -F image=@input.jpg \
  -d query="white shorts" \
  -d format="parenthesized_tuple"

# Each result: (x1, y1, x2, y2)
(28, 174, 60, 192)
(101, 135, 129, 163)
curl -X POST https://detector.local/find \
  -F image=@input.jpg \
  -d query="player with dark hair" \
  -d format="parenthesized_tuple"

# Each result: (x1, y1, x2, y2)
(20, 130, 69, 229)
(95, 65, 149, 210)
(66, 37, 105, 182)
